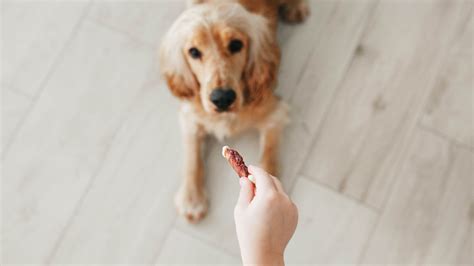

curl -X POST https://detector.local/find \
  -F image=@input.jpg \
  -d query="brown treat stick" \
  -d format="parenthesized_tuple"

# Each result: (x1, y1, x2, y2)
(222, 146, 255, 183)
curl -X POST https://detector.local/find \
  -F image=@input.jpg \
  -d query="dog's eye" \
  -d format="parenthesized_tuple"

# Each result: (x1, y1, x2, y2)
(228, 39, 243, 54)
(188, 47, 202, 59)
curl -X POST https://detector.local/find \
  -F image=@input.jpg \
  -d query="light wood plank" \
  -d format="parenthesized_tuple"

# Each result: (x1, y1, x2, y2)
(301, 0, 472, 209)
(88, 0, 185, 46)
(277, 0, 338, 99)
(278, 0, 375, 189)
(421, 14, 473, 148)
(286, 177, 377, 264)
(49, 73, 182, 264)
(155, 228, 240, 265)
(1, 0, 88, 95)
(2, 20, 154, 263)
(361, 129, 473, 265)
(1, 87, 32, 153)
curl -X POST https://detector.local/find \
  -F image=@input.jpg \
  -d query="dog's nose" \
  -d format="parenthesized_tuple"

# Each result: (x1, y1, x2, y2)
(210, 88, 236, 111)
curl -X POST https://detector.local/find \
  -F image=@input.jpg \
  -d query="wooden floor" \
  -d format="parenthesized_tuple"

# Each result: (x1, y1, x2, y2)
(2, 0, 472, 265)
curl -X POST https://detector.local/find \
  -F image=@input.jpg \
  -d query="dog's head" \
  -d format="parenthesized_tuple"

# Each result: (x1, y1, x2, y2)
(160, 3, 279, 114)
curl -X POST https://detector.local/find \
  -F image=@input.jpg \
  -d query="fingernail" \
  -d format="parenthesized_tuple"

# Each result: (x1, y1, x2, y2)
(239, 178, 244, 187)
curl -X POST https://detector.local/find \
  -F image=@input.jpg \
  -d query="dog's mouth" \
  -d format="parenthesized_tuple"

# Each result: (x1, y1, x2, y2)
(214, 107, 236, 114)
(215, 106, 235, 113)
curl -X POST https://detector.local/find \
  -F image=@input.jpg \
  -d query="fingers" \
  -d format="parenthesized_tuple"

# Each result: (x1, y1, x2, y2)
(236, 177, 254, 207)
(248, 165, 276, 191)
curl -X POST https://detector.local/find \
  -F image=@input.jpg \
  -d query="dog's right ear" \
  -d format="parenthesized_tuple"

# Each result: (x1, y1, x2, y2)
(159, 31, 197, 100)
(162, 69, 196, 99)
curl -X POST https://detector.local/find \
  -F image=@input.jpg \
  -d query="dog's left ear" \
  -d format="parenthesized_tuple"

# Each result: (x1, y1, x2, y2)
(244, 32, 280, 103)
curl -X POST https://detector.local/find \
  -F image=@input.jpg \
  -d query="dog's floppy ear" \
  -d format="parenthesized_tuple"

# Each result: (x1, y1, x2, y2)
(163, 72, 195, 99)
(243, 21, 280, 103)
(159, 28, 198, 100)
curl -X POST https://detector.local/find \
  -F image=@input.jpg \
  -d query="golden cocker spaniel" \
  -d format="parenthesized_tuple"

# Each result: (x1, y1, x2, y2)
(160, 0, 309, 222)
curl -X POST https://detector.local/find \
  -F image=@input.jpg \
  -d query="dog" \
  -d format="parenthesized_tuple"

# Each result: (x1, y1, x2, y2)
(159, 0, 309, 222)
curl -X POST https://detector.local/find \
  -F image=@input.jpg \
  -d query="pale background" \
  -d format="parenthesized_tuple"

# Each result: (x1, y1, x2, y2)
(1, 0, 472, 265)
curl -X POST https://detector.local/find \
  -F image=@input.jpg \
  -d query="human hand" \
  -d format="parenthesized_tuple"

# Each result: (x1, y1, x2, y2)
(234, 165, 298, 265)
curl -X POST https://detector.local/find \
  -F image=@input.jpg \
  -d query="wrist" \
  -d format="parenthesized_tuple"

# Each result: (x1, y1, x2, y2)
(241, 250, 284, 266)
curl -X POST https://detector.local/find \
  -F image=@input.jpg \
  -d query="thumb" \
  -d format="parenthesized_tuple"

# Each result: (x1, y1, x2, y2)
(237, 177, 254, 207)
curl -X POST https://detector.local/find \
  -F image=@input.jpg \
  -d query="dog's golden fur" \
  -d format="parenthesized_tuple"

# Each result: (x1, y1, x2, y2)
(160, 0, 309, 222)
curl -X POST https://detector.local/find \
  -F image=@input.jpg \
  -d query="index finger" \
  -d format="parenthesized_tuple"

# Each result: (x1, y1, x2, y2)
(248, 165, 276, 191)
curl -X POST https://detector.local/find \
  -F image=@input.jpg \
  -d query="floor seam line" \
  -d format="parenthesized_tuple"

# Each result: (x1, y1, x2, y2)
(288, 0, 379, 195)
(297, 175, 380, 214)
(172, 226, 241, 261)
(1, 1, 93, 160)
(86, 16, 157, 50)
(418, 123, 473, 152)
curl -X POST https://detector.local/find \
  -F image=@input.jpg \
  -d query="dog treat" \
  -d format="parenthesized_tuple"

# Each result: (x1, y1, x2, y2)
(222, 146, 249, 177)
(222, 146, 255, 183)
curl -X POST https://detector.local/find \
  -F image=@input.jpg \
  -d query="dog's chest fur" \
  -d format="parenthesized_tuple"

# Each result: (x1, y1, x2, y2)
(180, 100, 290, 142)
(201, 115, 237, 141)
(180, 103, 249, 142)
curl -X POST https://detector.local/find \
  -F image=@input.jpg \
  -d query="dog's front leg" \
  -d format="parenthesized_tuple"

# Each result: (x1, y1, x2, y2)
(175, 110, 208, 223)
(259, 101, 289, 176)
(259, 126, 282, 176)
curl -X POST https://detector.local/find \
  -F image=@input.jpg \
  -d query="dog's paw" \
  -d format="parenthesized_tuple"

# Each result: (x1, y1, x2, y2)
(280, 1, 310, 23)
(175, 185, 208, 223)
